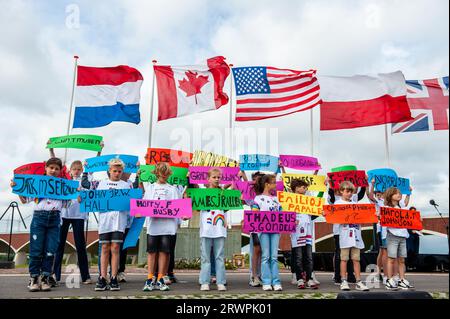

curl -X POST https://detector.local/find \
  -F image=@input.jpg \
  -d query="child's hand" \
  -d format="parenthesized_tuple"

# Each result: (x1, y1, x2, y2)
(100, 141, 105, 149)
(371, 179, 375, 185)
(136, 160, 140, 167)
(278, 160, 283, 167)
(83, 161, 88, 168)
(409, 186, 413, 192)
(10, 180, 16, 188)
(77, 196, 82, 203)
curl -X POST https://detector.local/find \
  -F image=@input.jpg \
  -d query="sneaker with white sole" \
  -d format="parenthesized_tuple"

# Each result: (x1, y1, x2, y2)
(398, 279, 414, 290)
(291, 273, 297, 285)
(273, 284, 283, 291)
(28, 276, 40, 292)
(249, 277, 262, 287)
(109, 276, 120, 291)
(297, 279, 305, 289)
(118, 272, 126, 283)
(200, 284, 210, 291)
(157, 278, 170, 291)
(385, 278, 399, 290)
(82, 278, 93, 285)
(340, 280, 350, 291)
(355, 281, 370, 291)
(312, 272, 321, 285)
(143, 278, 155, 291)
(217, 284, 227, 291)
(163, 275, 172, 285)
(262, 285, 273, 291)
(306, 279, 319, 289)
(40, 276, 52, 291)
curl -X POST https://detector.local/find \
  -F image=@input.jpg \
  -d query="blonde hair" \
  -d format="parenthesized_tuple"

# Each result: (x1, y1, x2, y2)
(384, 187, 401, 207)
(153, 162, 172, 177)
(339, 181, 356, 193)
(207, 168, 222, 178)
(70, 160, 83, 169)
(108, 158, 125, 169)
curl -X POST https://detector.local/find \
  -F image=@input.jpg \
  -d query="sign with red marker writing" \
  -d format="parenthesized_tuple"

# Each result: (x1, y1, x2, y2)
(327, 170, 368, 189)
(323, 204, 377, 224)
(380, 207, 423, 230)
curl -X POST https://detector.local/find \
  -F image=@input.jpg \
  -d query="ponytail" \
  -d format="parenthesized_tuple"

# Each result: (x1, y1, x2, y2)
(253, 174, 275, 195)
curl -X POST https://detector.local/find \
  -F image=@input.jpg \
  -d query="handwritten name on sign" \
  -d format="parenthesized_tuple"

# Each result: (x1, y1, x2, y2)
(85, 154, 139, 173)
(327, 170, 368, 189)
(279, 155, 321, 171)
(234, 181, 284, 201)
(281, 174, 327, 192)
(145, 148, 192, 168)
(130, 198, 192, 219)
(47, 134, 103, 152)
(323, 204, 377, 224)
(367, 169, 411, 195)
(186, 188, 243, 211)
(277, 191, 324, 216)
(139, 165, 188, 186)
(12, 174, 79, 200)
(243, 211, 296, 234)
(188, 167, 240, 185)
(14, 162, 45, 175)
(239, 154, 279, 173)
(192, 150, 239, 167)
(380, 207, 423, 230)
(79, 189, 143, 213)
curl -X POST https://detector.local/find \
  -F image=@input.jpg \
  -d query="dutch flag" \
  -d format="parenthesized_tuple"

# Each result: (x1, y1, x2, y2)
(73, 65, 143, 128)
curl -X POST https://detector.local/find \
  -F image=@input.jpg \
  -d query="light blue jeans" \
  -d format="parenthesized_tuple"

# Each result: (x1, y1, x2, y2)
(259, 233, 281, 286)
(199, 237, 226, 285)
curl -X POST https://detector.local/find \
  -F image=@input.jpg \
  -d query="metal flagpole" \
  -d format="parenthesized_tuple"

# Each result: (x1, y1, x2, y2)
(64, 55, 79, 165)
(229, 64, 234, 160)
(148, 60, 157, 148)
(384, 123, 391, 167)
(310, 108, 314, 156)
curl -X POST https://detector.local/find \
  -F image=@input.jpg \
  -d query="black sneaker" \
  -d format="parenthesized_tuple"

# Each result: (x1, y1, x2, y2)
(168, 274, 178, 284)
(40, 276, 52, 291)
(28, 276, 40, 292)
(109, 276, 121, 291)
(48, 275, 58, 287)
(95, 277, 109, 291)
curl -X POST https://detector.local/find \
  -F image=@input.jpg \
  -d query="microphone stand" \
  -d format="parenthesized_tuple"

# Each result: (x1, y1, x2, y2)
(430, 203, 449, 259)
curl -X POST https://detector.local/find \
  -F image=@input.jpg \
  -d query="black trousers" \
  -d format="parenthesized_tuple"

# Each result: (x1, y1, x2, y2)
(292, 245, 313, 281)
(334, 235, 356, 282)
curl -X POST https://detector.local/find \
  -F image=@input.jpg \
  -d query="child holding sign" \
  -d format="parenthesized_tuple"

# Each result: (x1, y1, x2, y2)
(10, 158, 68, 292)
(142, 163, 180, 292)
(384, 187, 415, 290)
(252, 174, 283, 291)
(199, 168, 229, 291)
(335, 181, 369, 291)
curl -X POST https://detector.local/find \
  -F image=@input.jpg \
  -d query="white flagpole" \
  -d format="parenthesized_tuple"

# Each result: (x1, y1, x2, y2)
(229, 64, 234, 160)
(63, 55, 79, 164)
(384, 123, 391, 167)
(148, 60, 157, 148)
(310, 108, 314, 156)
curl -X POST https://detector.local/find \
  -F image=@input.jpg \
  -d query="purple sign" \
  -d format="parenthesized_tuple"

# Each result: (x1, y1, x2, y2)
(243, 211, 296, 234)
(188, 166, 240, 185)
(234, 181, 284, 201)
(279, 155, 321, 171)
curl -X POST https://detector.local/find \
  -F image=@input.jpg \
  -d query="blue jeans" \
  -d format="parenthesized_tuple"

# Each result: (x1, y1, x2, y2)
(29, 211, 61, 277)
(259, 233, 281, 286)
(199, 237, 226, 285)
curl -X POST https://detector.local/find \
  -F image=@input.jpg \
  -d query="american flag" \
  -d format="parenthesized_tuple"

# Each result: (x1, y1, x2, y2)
(232, 66, 321, 121)
(392, 77, 449, 133)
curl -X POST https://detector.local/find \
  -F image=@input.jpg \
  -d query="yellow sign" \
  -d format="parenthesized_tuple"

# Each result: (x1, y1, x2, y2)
(281, 174, 327, 192)
(277, 191, 324, 216)
(192, 150, 239, 167)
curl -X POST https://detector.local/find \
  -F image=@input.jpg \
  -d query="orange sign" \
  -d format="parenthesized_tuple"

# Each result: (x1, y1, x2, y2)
(323, 204, 377, 224)
(380, 207, 423, 230)
(144, 148, 192, 168)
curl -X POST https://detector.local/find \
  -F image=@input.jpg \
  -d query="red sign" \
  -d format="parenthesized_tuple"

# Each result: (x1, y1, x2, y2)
(327, 170, 368, 189)
(380, 207, 423, 230)
(144, 148, 192, 168)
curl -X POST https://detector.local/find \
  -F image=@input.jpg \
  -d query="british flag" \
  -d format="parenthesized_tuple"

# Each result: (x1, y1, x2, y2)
(392, 76, 449, 133)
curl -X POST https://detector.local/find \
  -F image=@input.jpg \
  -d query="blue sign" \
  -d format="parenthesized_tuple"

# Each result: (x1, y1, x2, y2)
(12, 174, 79, 200)
(79, 188, 143, 213)
(239, 154, 280, 173)
(84, 154, 139, 173)
(367, 168, 411, 195)
(123, 217, 146, 250)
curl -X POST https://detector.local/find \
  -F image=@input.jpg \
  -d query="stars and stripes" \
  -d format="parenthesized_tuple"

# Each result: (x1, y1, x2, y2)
(232, 66, 321, 121)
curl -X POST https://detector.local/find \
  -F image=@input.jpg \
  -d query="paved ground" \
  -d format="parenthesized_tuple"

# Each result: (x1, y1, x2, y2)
(0, 270, 448, 299)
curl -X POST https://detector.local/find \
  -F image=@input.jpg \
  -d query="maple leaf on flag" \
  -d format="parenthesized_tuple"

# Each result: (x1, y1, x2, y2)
(178, 71, 209, 104)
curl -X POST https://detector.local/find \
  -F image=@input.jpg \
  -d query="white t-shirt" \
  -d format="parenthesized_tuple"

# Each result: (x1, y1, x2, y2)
(291, 214, 313, 248)
(27, 198, 66, 212)
(332, 194, 358, 235)
(335, 199, 365, 249)
(97, 179, 131, 235)
(251, 194, 282, 234)
(61, 178, 87, 220)
(144, 182, 180, 236)
(385, 199, 409, 238)
(200, 210, 228, 238)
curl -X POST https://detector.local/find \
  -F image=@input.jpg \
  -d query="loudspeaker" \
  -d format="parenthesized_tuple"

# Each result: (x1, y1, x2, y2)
(337, 291, 433, 299)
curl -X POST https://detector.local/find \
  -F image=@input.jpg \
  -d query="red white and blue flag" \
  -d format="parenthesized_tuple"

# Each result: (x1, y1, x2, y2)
(232, 67, 321, 121)
(392, 77, 449, 133)
(73, 65, 143, 128)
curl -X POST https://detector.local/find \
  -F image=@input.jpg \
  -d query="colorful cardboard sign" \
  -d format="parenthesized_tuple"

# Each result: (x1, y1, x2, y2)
(243, 211, 296, 233)
(380, 207, 423, 230)
(192, 150, 239, 167)
(144, 148, 192, 168)
(186, 188, 243, 211)
(367, 168, 411, 195)
(331, 165, 357, 173)
(279, 155, 321, 171)
(327, 170, 368, 189)
(281, 173, 327, 192)
(139, 165, 188, 186)
(14, 162, 45, 175)
(12, 174, 79, 200)
(85, 154, 139, 173)
(277, 191, 324, 216)
(239, 154, 279, 173)
(122, 217, 146, 250)
(47, 134, 103, 152)
(233, 181, 283, 201)
(79, 189, 143, 213)
(323, 204, 377, 224)
(130, 198, 192, 218)
(188, 167, 240, 185)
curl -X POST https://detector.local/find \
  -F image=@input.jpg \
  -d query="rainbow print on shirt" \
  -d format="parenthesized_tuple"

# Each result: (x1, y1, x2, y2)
(213, 214, 226, 227)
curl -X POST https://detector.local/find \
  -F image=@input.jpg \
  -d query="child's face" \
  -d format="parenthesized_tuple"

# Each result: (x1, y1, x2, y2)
(109, 165, 123, 181)
(70, 165, 83, 178)
(375, 192, 383, 200)
(392, 191, 402, 202)
(340, 188, 353, 201)
(157, 171, 171, 183)
(46, 164, 61, 177)
(208, 172, 222, 187)
(294, 186, 308, 195)
(266, 178, 277, 192)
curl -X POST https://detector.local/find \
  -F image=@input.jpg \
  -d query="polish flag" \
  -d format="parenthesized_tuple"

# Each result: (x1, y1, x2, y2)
(154, 56, 230, 121)
(319, 71, 413, 130)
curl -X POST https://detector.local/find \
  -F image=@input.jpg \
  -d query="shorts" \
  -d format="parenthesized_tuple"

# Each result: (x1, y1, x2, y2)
(378, 232, 387, 249)
(387, 232, 407, 259)
(251, 233, 261, 246)
(340, 247, 360, 261)
(99, 231, 124, 244)
(147, 234, 171, 253)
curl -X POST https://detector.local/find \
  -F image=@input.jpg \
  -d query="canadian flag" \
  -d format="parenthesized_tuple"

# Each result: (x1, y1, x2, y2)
(154, 56, 230, 121)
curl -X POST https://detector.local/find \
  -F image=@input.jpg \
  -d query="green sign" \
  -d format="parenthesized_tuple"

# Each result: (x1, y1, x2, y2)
(186, 188, 243, 211)
(139, 165, 188, 186)
(47, 134, 103, 152)
(331, 165, 357, 173)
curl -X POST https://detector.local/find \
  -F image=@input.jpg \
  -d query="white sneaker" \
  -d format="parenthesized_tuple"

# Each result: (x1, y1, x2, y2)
(340, 280, 350, 291)
(163, 275, 172, 285)
(385, 278, 399, 290)
(355, 281, 370, 291)
(312, 272, 321, 285)
(217, 284, 227, 291)
(291, 273, 297, 285)
(117, 272, 126, 283)
(262, 285, 273, 291)
(306, 279, 319, 289)
(297, 279, 305, 289)
(273, 284, 283, 291)
(249, 277, 262, 287)
(398, 278, 414, 290)
(200, 284, 210, 291)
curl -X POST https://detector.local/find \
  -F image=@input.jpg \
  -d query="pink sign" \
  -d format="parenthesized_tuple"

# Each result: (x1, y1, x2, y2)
(243, 211, 296, 234)
(130, 198, 192, 219)
(189, 166, 240, 184)
(279, 155, 321, 171)
(234, 181, 284, 201)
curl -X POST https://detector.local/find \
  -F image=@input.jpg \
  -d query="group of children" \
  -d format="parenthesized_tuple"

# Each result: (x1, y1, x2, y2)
(11, 149, 416, 293)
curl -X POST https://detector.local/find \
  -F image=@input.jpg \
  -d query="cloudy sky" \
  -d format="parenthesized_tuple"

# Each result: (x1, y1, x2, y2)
(1, 0, 448, 231)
